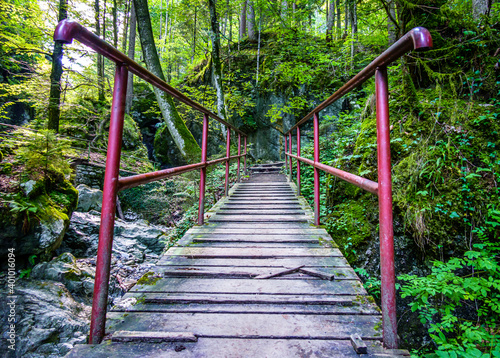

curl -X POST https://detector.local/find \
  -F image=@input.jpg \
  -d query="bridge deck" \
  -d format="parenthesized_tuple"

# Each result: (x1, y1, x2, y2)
(67, 176, 409, 357)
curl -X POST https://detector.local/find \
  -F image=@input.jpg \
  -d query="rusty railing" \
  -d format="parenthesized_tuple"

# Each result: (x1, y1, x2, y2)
(284, 27, 433, 349)
(54, 19, 248, 344)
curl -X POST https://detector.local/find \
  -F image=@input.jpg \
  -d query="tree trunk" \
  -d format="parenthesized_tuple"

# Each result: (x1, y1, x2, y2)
(247, 1, 256, 42)
(125, 1, 136, 114)
(336, 0, 340, 37)
(192, 5, 197, 63)
(387, 0, 397, 45)
(473, 0, 491, 20)
(239, 0, 247, 39)
(47, 0, 68, 132)
(112, 0, 118, 47)
(95, 0, 105, 102)
(208, 0, 227, 121)
(326, 0, 335, 42)
(122, 0, 130, 52)
(344, 0, 349, 38)
(350, 0, 357, 58)
(133, 0, 201, 162)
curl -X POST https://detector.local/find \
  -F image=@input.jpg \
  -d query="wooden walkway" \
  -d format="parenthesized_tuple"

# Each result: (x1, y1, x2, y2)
(67, 176, 409, 357)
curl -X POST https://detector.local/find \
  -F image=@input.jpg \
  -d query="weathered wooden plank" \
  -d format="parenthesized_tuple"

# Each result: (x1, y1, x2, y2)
(117, 292, 367, 305)
(209, 215, 310, 222)
(221, 205, 303, 210)
(112, 331, 198, 343)
(164, 247, 342, 258)
(106, 312, 383, 340)
(112, 302, 381, 315)
(191, 235, 320, 243)
(188, 228, 327, 235)
(156, 257, 351, 267)
(217, 210, 305, 215)
(196, 222, 316, 229)
(187, 242, 324, 248)
(130, 277, 366, 295)
(65, 338, 399, 358)
(351, 333, 368, 354)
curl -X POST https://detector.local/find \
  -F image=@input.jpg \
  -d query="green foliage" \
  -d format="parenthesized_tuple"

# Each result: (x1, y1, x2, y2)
(19, 255, 37, 279)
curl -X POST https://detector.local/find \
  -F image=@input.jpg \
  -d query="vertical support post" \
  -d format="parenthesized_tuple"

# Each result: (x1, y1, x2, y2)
(224, 128, 231, 196)
(237, 134, 241, 182)
(288, 132, 292, 182)
(313, 112, 320, 226)
(375, 66, 397, 349)
(89, 64, 128, 344)
(244, 136, 247, 175)
(296, 127, 301, 195)
(198, 114, 208, 225)
(284, 135, 288, 179)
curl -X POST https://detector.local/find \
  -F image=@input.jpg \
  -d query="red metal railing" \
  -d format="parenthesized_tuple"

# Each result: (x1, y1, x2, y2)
(284, 27, 433, 349)
(54, 20, 248, 344)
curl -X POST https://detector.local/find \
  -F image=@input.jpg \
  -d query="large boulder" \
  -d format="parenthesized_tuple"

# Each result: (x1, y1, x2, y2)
(59, 211, 169, 260)
(75, 184, 102, 212)
(0, 280, 89, 358)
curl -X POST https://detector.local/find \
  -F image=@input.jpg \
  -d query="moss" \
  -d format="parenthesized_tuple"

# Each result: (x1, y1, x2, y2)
(325, 201, 374, 261)
(122, 114, 143, 150)
(136, 271, 162, 286)
(1, 162, 12, 174)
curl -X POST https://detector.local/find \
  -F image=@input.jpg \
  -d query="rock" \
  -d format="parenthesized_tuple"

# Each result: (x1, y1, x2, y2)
(59, 211, 169, 258)
(0, 280, 90, 358)
(20, 180, 39, 198)
(75, 184, 103, 212)
(31, 253, 95, 303)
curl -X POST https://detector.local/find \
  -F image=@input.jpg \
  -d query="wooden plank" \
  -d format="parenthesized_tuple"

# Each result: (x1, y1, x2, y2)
(221, 205, 303, 209)
(196, 223, 317, 229)
(114, 303, 380, 315)
(217, 210, 305, 215)
(188, 242, 324, 248)
(351, 334, 368, 354)
(188, 228, 326, 235)
(122, 292, 364, 305)
(106, 312, 382, 340)
(129, 277, 366, 295)
(164, 247, 342, 258)
(156, 257, 351, 267)
(190, 235, 319, 243)
(65, 338, 394, 358)
(112, 331, 198, 343)
(253, 265, 304, 279)
(209, 215, 309, 222)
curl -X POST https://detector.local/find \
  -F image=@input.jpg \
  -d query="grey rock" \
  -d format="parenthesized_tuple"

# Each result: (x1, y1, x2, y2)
(76, 184, 103, 212)
(20, 180, 38, 197)
(0, 280, 90, 358)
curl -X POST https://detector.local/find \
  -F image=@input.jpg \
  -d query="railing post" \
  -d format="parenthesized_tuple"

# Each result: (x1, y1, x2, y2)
(237, 134, 241, 182)
(89, 64, 128, 344)
(284, 136, 288, 178)
(198, 114, 209, 225)
(296, 127, 301, 195)
(288, 132, 292, 182)
(313, 112, 320, 226)
(225, 128, 231, 196)
(375, 66, 397, 349)
(244, 136, 247, 176)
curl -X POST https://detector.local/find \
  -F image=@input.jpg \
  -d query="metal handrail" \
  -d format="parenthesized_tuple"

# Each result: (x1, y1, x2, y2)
(53, 20, 248, 345)
(283, 28, 433, 349)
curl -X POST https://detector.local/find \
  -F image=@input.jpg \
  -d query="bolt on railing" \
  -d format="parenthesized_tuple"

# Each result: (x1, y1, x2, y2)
(284, 27, 433, 349)
(54, 19, 248, 345)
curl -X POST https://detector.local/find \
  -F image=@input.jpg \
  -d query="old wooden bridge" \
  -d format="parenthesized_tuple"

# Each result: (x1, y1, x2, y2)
(55, 20, 432, 357)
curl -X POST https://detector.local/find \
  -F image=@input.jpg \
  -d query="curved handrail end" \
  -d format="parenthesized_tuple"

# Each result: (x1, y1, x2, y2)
(409, 27, 433, 51)
(54, 19, 80, 44)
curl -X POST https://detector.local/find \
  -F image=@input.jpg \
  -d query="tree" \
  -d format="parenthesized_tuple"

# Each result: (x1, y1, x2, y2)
(247, 0, 257, 42)
(239, 0, 247, 40)
(472, 0, 491, 20)
(133, 0, 201, 162)
(125, 1, 136, 114)
(95, 0, 105, 102)
(326, 0, 335, 42)
(387, 0, 397, 45)
(47, 0, 68, 132)
(208, 0, 228, 121)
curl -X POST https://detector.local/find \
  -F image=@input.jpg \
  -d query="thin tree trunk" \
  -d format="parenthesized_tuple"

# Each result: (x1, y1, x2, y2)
(472, 0, 491, 20)
(192, 6, 197, 63)
(112, 0, 118, 47)
(133, 0, 201, 162)
(239, 0, 247, 39)
(387, 0, 397, 45)
(326, 0, 335, 42)
(122, 0, 130, 52)
(350, 0, 357, 58)
(125, 1, 136, 114)
(247, 1, 256, 41)
(208, 0, 228, 121)
(336, 0, 340, 38)
(95, 0, 105, 102)
(344, 0, 349, 38)
(47, 0, 68, 132)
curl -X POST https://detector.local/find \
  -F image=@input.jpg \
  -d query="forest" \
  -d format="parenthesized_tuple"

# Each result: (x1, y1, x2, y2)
(0, 0, 499, 356)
